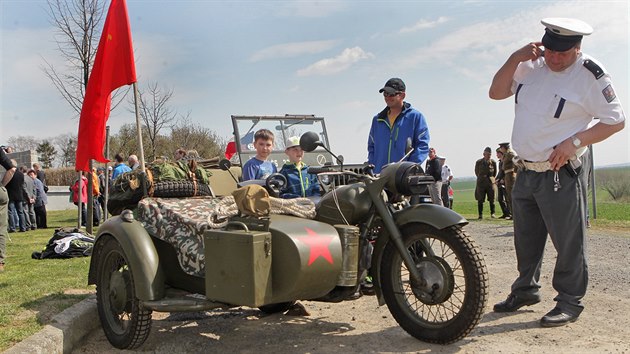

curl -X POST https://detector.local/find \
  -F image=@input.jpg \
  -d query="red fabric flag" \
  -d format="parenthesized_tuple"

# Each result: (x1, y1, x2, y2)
(75, 0, 136, 172)
(224, 141, 236, 160)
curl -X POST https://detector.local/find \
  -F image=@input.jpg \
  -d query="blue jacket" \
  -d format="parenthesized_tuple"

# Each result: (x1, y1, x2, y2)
(279, 162, 320, 199)
(368, 102, 430, 173)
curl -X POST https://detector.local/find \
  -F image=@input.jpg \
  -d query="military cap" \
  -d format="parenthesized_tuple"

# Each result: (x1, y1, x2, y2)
(541, 18, 593, 52)
(498, 142, 510, 148)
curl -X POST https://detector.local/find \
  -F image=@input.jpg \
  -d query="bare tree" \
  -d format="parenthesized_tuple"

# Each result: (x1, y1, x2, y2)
(42, 0, 128, 117)
(7, 136, 41, 152)
(53, 133, 78, 167)
(170, 115, 226, 159)
(134, 83, 178, 161)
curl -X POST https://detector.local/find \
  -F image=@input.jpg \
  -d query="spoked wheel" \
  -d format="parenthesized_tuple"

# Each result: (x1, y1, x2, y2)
(380, 224, 488, 344)
(96, 236, 152, 349)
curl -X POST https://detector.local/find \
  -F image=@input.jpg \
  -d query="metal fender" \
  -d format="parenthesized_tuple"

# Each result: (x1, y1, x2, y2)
(393, 203, 468, 230)
(88, 213, 165, 301)
(370, 204, 468, 305)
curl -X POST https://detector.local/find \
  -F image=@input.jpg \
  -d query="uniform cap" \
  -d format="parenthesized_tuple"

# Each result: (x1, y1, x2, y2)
(285, 136, 301, 149)
(379, 78, 406, 95)
(498, 142, 510, 148)
(541, 18, 593, 52)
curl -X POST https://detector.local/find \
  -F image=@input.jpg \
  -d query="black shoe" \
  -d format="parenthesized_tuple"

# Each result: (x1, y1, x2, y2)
(493, 293, 540, 312)
(477, 215, 482, 220)
(361, 281, 375, 296)
(499, 215, 508, 219)
(540, 307, 578, 327)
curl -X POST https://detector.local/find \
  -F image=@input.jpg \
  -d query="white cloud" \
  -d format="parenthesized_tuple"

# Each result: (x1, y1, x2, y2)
(296, 47, 374, 76)
(399, 16, 450, 34)
(249, 40, 340, 62)
(395, 1, 628, 82)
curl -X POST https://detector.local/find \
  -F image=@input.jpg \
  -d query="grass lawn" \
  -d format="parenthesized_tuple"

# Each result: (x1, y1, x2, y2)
(0, 209, 94, 351)
(450, 179, 630, 229)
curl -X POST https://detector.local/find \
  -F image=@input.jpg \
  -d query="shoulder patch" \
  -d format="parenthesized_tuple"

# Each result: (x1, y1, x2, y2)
(583, 59, 604, 79)
(602, 84, 616, 103)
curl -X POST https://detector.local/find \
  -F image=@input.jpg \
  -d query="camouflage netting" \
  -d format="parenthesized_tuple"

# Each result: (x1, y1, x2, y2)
(138, 197, 223, 277)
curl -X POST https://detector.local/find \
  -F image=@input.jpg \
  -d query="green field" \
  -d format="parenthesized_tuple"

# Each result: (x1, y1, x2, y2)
(450, 168, 630, 229)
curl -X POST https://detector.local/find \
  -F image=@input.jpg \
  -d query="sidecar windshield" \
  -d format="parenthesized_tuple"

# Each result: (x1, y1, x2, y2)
(232, 115, 334, 168)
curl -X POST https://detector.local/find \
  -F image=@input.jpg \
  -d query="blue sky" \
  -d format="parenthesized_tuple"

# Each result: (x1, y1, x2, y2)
(1, 0, 628, 177)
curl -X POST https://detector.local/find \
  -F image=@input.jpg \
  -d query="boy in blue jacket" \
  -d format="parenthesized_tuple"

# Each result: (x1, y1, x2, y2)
(279, 137, 320, 199)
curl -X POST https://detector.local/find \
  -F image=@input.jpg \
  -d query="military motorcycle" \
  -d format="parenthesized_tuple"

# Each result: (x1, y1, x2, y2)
(88, 124, 488, 349)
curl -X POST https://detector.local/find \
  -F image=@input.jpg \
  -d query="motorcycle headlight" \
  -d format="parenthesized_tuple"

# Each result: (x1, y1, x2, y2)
(383, 162, 431, 196)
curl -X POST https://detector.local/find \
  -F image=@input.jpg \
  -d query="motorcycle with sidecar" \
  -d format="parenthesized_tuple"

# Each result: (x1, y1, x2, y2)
(88, 116, 488, 349)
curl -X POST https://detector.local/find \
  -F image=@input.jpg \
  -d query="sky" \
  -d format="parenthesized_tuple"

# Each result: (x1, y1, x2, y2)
(1, 0, 628, 178)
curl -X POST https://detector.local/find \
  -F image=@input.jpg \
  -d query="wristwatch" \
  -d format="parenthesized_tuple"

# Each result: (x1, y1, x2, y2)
(571, 135, 581, 148)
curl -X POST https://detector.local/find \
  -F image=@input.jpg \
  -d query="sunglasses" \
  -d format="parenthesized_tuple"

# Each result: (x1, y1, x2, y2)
(383, 91, 402, 97)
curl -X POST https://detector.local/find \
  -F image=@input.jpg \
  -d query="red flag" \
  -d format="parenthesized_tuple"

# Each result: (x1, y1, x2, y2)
(75, 0, 136, 172)
(225, 141, 236, 160)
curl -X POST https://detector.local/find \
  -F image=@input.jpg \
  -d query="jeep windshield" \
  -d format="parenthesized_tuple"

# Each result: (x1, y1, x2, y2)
(232, 115, 334, 168)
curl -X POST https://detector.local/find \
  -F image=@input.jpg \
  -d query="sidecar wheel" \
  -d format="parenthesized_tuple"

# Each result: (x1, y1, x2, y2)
(380, 224, 488, 344)
(258, 301, 296, 314)
(96, 235, 152, 349)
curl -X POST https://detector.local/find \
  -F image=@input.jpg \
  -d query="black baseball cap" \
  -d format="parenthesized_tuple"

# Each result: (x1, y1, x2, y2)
(379, 78, 406, 95)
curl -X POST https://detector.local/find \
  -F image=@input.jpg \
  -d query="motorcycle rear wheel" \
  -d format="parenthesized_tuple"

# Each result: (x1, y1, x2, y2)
(96, 235, 153, 349)
(380, 224, 487, 344)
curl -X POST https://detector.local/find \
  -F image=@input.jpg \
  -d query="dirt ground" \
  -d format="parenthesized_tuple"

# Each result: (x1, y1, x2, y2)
(73, 221, 630, 353)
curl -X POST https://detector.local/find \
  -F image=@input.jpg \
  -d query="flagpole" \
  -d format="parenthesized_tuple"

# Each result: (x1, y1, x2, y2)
(133, 82, 146, 172)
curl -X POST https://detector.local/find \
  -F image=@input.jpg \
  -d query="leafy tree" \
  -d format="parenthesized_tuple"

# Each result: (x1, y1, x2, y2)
(36, 140, 57, 168)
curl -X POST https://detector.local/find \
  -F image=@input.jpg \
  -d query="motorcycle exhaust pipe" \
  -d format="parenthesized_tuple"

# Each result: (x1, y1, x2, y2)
(334, 225, 360, 287)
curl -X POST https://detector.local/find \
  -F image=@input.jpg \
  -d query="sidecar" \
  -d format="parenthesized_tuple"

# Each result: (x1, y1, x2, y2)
(88, 191, 364, 349)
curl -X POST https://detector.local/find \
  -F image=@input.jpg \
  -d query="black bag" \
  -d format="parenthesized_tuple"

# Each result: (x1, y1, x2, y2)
(32, 227, 94, 259)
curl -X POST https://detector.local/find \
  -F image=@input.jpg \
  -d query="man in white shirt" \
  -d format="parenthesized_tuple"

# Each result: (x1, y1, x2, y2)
(439, 158, 453, 208)
(489, 18, 625, 327)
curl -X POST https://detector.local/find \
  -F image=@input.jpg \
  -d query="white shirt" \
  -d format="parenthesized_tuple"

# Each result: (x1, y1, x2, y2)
(510, 53, 625, 161)
(441, 164, 453, 182)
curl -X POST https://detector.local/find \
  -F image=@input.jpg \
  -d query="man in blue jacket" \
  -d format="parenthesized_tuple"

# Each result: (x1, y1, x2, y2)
(368, 78, 430, 173)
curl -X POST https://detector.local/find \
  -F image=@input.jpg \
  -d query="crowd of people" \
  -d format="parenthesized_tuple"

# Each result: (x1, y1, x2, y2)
(0, 146, 49, 272)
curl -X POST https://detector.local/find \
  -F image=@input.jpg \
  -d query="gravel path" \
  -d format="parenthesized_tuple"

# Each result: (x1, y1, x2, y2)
(73, 221, 630, 353)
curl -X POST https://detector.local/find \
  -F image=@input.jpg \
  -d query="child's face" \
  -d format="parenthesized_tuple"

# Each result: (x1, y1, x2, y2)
(285, 146, 304, 163)
(254, 138, 273, 159)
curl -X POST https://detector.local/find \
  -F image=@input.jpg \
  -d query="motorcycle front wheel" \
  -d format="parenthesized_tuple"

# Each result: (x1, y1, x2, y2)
(96, 235, 153, 349)
(380, 223, 488, 344)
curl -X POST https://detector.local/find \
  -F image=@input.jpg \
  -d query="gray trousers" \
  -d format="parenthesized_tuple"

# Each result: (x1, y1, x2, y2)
(510, 166, 587, 316)
(428, 181, 443, 206)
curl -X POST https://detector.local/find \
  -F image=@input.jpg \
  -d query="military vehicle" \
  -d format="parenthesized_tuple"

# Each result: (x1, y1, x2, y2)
(88, 115, 488, 349)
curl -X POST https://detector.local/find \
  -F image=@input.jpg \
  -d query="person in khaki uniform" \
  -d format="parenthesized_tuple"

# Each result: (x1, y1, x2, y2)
(474, 147, 497, 219)
(498, 142, 516, 219)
